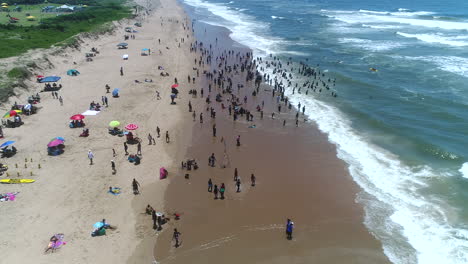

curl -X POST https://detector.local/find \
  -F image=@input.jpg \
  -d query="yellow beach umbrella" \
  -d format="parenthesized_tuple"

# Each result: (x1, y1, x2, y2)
(109, 120, 120, 127)
(83, 5, 87, 7)
(2, 5, 8, 8)
(1, 3, 7, 5)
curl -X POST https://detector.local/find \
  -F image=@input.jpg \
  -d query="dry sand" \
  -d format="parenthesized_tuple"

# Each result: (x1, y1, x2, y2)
(0, 0, 197, 263)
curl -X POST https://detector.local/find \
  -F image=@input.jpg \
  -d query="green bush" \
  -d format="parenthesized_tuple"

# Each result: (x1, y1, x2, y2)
(7, 67, 31, 79)
(0, 2, 131, 58)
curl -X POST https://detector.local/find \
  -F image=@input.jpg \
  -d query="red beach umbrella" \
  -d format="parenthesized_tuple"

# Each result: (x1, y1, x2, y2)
(171, 84, 179, 88)
(70, 114, 85, 120)
(125, 123, 138, 130)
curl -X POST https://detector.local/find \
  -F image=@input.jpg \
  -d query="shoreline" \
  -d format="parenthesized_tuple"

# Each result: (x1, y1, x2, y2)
(152, 7, 390, 263)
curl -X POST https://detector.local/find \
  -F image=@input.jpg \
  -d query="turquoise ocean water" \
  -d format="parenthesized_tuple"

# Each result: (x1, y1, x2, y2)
(181, 0, 468, 263)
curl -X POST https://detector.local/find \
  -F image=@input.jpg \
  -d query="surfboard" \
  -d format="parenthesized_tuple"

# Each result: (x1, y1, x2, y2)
(0, 179, 35, 184)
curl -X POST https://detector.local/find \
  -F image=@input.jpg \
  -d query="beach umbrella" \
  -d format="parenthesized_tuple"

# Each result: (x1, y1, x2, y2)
(109, 121, 120, 127)
(39, 76, 61, 83)
(1, 3, 7, 5)
(23, 104, 32, 110)
(93, 221, 104, 229)
(70, 114, 85, 120)
(47, 139, 64, 147)
(142, 48, 149, 51)
(67, 69, 80, 76)
(117, 43, 128, 47)
(171, 84, 179, 88)
(122, 54, 129, 59)
(3, 110, 21, 118)
(36, 75, 44, 79)
(112, 88, 120, 97)
(125, 123, 138, 130)
(49, 137, 65, 143)
(0, 141, 15, 148)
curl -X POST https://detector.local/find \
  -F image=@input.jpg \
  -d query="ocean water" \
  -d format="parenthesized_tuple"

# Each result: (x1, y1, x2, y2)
(180, 0, 468, 263)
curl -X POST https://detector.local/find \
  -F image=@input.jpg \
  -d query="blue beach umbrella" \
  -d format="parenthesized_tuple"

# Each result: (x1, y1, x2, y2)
(0, 141, 15, 148)
(112, 88, 120, 96)
(39, 76, 61, 83)
(142, 48, 149, 51)
(93, 222, 104, 229)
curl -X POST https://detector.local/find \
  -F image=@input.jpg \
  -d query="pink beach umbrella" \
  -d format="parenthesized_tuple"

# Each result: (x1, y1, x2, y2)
(47, 139, 64, 147)
(125, 123, 139, 130)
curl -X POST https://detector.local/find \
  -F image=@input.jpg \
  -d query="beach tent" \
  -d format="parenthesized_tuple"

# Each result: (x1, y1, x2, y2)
(141, 48, 149, 56)
(67, 69, 80, 76)
(39, 76, 61, 83)
(122, 54, 128, 60)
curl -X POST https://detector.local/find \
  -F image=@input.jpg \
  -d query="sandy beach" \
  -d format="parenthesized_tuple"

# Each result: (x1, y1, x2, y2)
(0, 0, 197, 263)
(151, 18, 390, 263)
(0, 0, 391, 263)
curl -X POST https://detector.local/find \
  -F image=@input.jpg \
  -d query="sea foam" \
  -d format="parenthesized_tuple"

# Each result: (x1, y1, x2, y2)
(397, 32, 468, 47)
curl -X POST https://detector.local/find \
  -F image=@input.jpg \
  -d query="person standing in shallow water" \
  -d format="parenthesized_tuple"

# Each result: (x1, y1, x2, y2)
(173, 228, 181, 248)
(236, 135, 241, 146)
(286, 219, 294, 240)
(220, 183, 226, 199)
(213, 185, 219, 199)
(236, 178, 241, 192)
(208, 178, 213, 192)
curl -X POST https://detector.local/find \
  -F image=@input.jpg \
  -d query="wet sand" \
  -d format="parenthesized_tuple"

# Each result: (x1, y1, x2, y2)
(153, 18, 390, 263)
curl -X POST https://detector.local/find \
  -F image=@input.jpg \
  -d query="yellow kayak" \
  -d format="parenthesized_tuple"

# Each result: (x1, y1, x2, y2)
(0, 179, 35, 184)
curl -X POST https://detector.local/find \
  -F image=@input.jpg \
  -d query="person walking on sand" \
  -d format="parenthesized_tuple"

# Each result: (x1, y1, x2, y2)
(208, 178, 213, 192)
(192, 111, 196, 121)
(251, 173, 256, 186)
(120, 66, 124, 76)
(59, 96, 63, 106)
(220, 183, 226, 200)
(152, 210, 158, 230)
(137, 142, 142, 155)
(165, 131, 170, 143)
(124, 142, 129, 155)
(236, 135, 241, 147)
(156, 126, 161, 138)
(213, 185, 219, 199)
(188, 101, 192, 112)
(234, 168, 238, 182)
(200, 113, 203, 123)
(88, 150, 94, 165)
(173, 229, 181, 248)
(111, 160, 116, 174)
(212, 124, 217, 137)
(132, 178, 140, 195)
(148, 133, 153, 145)
(236, 178, 241, 192)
